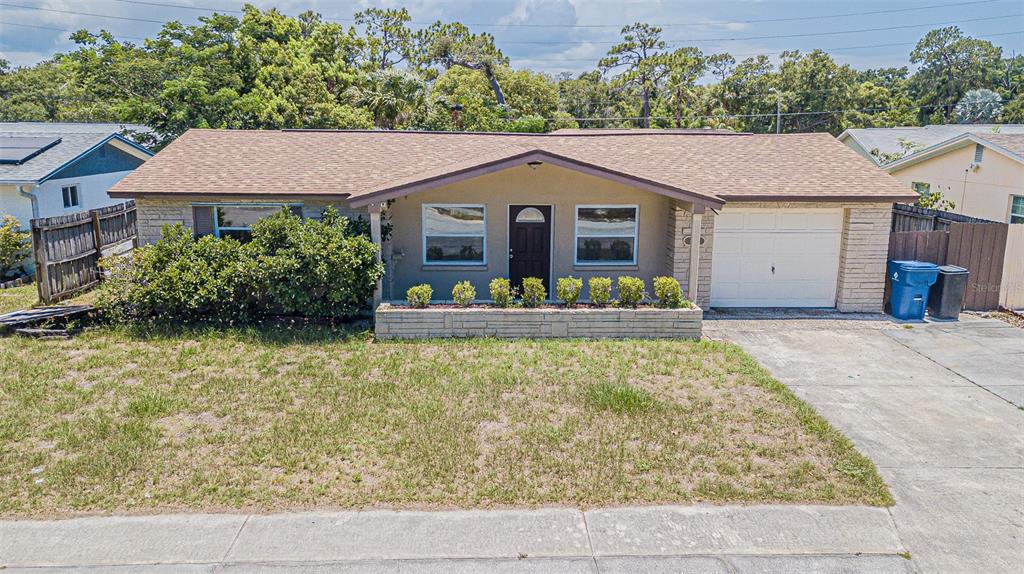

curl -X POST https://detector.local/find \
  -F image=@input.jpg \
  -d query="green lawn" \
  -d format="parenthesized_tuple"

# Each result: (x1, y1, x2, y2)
(0, 284, 98, 315)
(0, 326, 891, 516)
(0, 284, 39, 315)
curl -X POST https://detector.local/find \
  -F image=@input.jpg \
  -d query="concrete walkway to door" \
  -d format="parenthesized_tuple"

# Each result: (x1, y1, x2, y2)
(705, 311, 1024, 574)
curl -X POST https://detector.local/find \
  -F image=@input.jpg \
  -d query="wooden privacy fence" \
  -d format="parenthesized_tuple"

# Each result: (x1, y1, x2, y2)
(31, 201, 137, 304)
(891, 203, 995, 232)
(887, 205, 1009, 311)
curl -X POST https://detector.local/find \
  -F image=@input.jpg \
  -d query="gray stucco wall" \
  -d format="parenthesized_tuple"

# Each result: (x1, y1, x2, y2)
(386, 163, 676, 301)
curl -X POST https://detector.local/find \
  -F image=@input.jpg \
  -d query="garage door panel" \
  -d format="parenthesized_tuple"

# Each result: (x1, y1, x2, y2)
(740, 234, 774, 255)
(711, 209, 842, 308)
(743, 212, 778, 230)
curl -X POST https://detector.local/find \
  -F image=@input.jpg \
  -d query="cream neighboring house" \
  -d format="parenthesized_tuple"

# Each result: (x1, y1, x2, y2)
(0, 123, 153, 228)
(884, 132, 1024, 224)
(108, 128, 917, 312)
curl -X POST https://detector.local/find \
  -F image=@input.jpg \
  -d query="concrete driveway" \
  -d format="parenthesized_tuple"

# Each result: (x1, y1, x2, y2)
(705, 312, 1024, 574)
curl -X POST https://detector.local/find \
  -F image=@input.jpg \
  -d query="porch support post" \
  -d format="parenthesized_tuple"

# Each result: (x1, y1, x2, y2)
(688, 205, 704, 302)
(369, 203, 383, 308)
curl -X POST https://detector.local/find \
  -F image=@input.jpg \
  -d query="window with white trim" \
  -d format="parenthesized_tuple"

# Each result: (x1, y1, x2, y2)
(192, 203, 302, 241)
(1011, 195, 1024, 225)
(61, 185, 80, 209)
(574, 205, 639, 265)
(422, 204, 486, 265)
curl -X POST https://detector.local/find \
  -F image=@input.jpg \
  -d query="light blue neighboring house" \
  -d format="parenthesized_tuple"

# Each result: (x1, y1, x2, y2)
(0, 122, 153, 229)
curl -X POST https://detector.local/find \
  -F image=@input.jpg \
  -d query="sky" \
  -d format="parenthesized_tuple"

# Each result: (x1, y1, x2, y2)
(1, 0, 1022, 76)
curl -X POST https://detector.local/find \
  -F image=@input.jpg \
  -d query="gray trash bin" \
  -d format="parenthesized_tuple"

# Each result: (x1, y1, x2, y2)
(927, 265, 969, 320)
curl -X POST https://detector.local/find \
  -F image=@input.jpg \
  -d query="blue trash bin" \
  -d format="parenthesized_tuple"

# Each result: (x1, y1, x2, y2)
(888, 260, 941, 320)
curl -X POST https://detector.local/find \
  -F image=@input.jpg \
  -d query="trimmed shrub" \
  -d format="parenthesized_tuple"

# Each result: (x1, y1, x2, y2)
(556, 276, 583, 308)
(653, 276, 684, 308)
(588, 277, 612, 308)
(248, 206, 383, 318)
(97, 224, 256, 324)
(489, 277, 515, 308)
(406, 284, 433, 308)
(617, 276, 646, 308)
(521, 277, 546, 308)
(452, 280, 476, 307)
(0, 215, 30, 279)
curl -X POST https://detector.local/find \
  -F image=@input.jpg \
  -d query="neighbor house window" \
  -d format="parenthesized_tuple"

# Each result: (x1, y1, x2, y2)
(191, 203, 302, 241)
(974, 144, 985, 163)
(1011, 196, 1024, 224)
(912, 182, 931, 197)
(574, 205, 638, 265)
(422, 204, 486, 265)
(62, 185, 80, 209)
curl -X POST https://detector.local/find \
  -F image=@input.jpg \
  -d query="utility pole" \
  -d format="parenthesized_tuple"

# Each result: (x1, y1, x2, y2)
(770, 88, 781, 134)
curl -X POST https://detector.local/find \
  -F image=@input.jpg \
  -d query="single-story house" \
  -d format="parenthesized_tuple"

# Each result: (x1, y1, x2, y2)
(0, 122, 153, 227)
(107, 128, 916, 311)
(883, 132, 1024, 225)
(838, 124, 1024, 166)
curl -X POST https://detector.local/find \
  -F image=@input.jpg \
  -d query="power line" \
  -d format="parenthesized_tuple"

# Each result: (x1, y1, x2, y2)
(512, 30, 1024, 63)
(100, 0, 1004, 28)
(1, 2, 1020, 46)
(4, 18, 1018, 63)
(510, 15, 1024, 45)
(0, 21, 151, 42)
(507, 102, 981, 123)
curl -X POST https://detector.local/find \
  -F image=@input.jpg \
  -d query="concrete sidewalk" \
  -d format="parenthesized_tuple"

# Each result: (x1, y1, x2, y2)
(706, 313, 1024, 574)
(0, 505, 912, 573)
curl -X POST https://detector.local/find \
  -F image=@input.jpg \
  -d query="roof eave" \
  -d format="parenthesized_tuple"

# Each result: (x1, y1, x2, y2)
(718, 193, 917, 203)
(108, 190, 353, 201)
(348, 149, 726, 210)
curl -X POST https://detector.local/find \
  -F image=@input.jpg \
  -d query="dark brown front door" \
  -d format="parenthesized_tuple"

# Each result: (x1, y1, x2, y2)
(508, 205, 552, 293)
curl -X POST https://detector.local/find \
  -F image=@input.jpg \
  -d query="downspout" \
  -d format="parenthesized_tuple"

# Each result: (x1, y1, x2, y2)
(17, 184, 39, 220)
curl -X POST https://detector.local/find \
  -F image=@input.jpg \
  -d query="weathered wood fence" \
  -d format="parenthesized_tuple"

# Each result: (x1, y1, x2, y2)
(890, 203, 995, 232)
(888, 205, 1009, 311)
(30, 201, 137, 304)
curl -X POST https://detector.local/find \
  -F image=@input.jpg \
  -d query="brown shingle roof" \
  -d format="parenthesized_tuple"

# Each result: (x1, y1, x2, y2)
(108, 129, 915, 204)
(974, 132, 1024, 160)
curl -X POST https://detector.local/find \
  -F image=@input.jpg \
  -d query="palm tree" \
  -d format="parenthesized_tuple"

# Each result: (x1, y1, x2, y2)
(347, 68, 426, 129)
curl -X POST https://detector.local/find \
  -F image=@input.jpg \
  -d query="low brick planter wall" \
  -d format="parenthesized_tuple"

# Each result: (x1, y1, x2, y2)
(375, 304, 702, 340)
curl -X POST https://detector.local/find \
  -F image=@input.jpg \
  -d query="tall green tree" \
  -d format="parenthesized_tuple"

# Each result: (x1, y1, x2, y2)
(910, 26, 1003, 122)
(599, 23, 673, 128)
(662, 47, 706, 128)
(354, 7, 414, 70)
(418, 22, 510, 106)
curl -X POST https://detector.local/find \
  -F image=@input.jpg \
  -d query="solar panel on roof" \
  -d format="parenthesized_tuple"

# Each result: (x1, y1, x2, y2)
(0, 137, 62, 165)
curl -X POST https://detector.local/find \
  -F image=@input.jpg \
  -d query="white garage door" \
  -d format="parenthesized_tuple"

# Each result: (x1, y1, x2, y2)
(711, 209, 843, 307)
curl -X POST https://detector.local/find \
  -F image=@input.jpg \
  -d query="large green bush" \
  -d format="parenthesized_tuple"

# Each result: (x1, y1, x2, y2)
(0, 215, 31, 279)
(98, 207, 384, 324)
(97, 224, 256, 324)
(247, 206, 383, 318)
